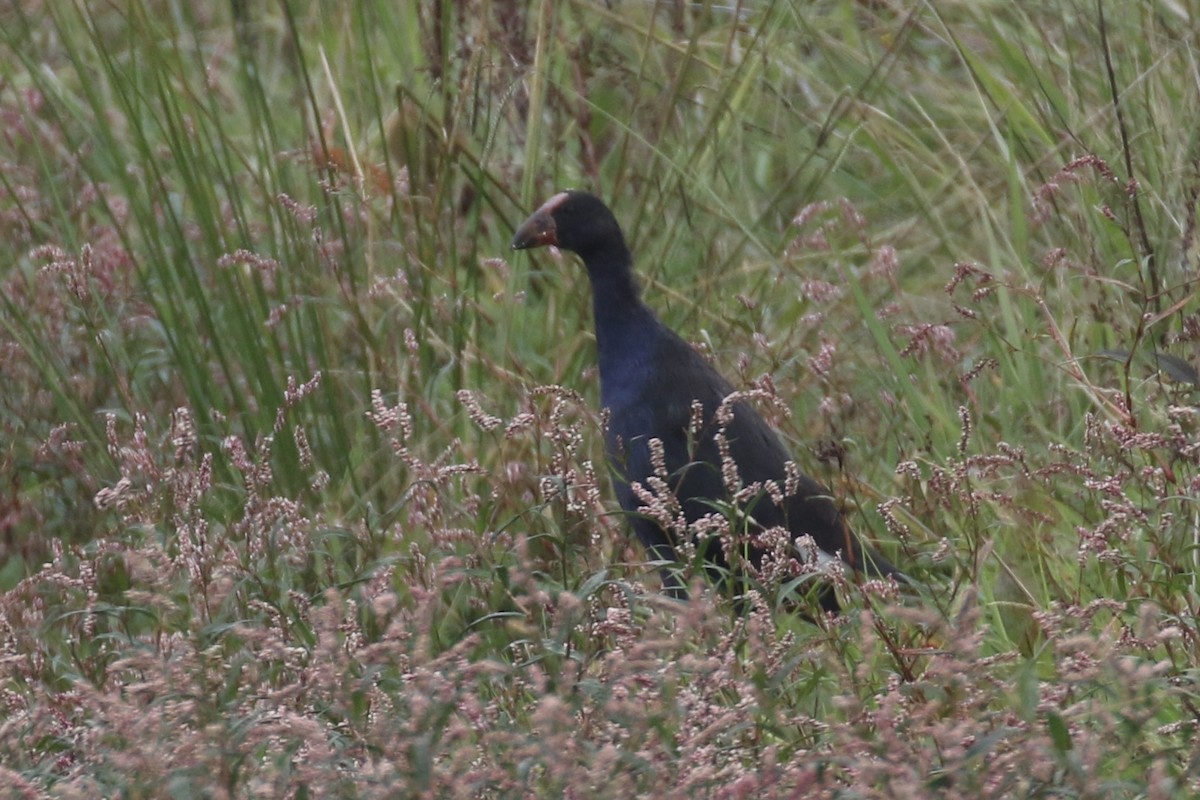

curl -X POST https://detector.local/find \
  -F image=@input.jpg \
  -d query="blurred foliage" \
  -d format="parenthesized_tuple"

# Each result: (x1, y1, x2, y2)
(0, 0, 1199, 795)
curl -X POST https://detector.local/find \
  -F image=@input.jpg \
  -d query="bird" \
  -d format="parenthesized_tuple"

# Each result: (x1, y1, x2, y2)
(511, 190, 906, 611)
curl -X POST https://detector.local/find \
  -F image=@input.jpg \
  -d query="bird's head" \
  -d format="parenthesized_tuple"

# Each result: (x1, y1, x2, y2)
(511, 191, 626, 260)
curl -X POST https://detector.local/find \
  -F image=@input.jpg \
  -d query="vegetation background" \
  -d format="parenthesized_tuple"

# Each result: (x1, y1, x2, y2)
(1, 0, 1198, 796)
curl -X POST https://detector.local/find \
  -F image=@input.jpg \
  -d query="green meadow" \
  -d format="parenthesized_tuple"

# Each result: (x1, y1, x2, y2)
(1, 2, 1198, 796)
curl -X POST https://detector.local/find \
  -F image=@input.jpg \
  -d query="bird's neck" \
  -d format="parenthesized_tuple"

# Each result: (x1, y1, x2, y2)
(580, 247, 660, 383)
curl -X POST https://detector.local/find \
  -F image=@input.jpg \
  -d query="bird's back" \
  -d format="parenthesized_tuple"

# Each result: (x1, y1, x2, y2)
(600, 319, 901, 581)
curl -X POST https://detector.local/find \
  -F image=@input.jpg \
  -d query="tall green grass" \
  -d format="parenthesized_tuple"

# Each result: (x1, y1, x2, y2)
(1, 1, 1198, 796)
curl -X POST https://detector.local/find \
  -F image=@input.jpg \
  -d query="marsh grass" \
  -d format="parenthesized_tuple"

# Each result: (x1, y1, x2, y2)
(1, 0, 1199, 796)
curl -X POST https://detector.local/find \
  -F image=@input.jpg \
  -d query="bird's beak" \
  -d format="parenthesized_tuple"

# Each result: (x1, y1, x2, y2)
(510, 209, 557, 250)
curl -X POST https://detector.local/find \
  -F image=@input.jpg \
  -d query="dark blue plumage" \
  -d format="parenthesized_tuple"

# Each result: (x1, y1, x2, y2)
(512, 191, 904, 608)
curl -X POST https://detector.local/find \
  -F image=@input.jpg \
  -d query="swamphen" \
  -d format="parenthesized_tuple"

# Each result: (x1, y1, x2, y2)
(511, 191, 905, 610)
